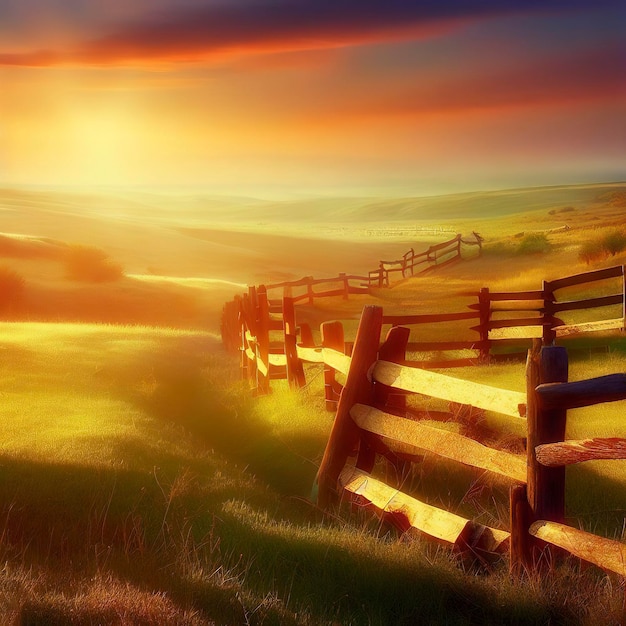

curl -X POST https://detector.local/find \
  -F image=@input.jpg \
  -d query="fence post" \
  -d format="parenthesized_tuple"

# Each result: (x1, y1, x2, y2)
(256, 285, 270, 395)
(622, 265, 625, 331)
(473, 231, 483, 256)
(525, 340, 568, 563)
(542, 279, 556, 345)
(510, 483, 532, 575)
(321, 321, 345, 412)
(283, 295, 305, 388)
(239, 295, 249, 381)
(315, 305, 383, 507)
(244, 288, 258, 384)
(299, 323, 315, 348)
(358, 325, 410, 475)
(478, 287, 491, 362)
(339, 273, 349, 300)
(378, 263, 385, 288)
(374, 325, 409, 414)
(306, 276, 314, 305)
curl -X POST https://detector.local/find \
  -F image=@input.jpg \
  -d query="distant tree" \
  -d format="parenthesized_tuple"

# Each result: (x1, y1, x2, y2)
(64, 245, 123, 283)
(517, 233, 551, 255)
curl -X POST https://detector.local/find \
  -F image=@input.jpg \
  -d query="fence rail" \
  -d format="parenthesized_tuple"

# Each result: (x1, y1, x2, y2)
(225, 264, 625, 397)
(311, 306, 626, 580)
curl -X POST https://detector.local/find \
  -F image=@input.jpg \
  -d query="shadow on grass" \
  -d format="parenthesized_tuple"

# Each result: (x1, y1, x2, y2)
(0, 451, 580, 626)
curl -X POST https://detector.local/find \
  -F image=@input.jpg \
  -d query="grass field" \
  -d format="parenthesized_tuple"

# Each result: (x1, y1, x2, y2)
(0, 183, 625, 624)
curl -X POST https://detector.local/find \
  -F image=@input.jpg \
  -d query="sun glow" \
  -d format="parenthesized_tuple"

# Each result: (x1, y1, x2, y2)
(65, 109, 140, 185)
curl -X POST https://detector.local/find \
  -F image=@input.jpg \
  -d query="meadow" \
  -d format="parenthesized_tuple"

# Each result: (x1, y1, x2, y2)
(0, 182, 625, 624)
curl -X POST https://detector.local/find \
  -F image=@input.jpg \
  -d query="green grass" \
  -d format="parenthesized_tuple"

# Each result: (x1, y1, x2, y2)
(0, 184, 625, 623)
(0, 321, 625, 624)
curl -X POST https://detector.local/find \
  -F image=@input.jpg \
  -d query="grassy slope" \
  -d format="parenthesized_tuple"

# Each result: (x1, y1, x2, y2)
(0, 183, 625, 623)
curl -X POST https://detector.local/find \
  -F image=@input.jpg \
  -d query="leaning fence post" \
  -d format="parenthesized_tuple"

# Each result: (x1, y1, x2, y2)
(283, 295, 305, 388)
(315, 305, 383, 507)
(321, 321, 345, 412)
(525, 340, 568, 564)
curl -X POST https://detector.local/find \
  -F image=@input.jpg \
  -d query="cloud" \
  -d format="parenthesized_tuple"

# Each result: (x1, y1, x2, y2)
(0, 0, 620, 66)
(348, 44, 626, 117)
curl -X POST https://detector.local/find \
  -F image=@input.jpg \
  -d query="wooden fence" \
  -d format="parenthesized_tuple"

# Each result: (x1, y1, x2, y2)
(220, 232, 483, 355)
(314, 306, 626, 579)
(368, 232, 483, 287)
(223, 265, 626, 395)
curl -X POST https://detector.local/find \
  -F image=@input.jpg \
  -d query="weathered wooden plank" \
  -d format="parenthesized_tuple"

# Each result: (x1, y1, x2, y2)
(406, 340, 481, 351)
(427, 234, 462, 253)
(256, 356, 268, 377)
(339, 467, 510, 552)
(311, 288, 344, 297)
(350, 404, 527, 482)
(530, 521, 626, 577)
(485, 317, 547, 331)
(546, 265, 624, 292)
(554, 318, 624, 336)
(383, 311, 479, 325)
(551, 293, 623, 313)
(536, 438, 626, 466)
(486, 290, 545, 301)
(296, 345, 324, 363)
(268, 353, 287, 367)
(322, 321, 345, 412)
(323, 347, 351, 376)
(403, 357, 481, 369)
(372, 360, 527, 418)
(536, 373, 626, 410)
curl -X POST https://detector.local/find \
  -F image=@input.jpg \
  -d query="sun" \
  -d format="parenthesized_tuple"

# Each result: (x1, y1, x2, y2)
(66, 109, 139, 185)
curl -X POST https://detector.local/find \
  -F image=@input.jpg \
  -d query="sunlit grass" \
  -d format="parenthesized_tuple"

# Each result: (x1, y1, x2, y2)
(3, 319, 624, 623)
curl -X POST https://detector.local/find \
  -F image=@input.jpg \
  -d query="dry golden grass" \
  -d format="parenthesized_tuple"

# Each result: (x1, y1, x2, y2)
(0, 183, 624, 623)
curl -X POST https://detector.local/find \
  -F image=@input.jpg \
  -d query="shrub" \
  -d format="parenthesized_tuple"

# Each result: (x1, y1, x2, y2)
(516, 233, 551, 255)
(0, 266, 25, 311)
(64, 245, 124, 283)
(578, 240, 606, 265)
(601, 229, 626, 256)
(577, 229, 626, 265)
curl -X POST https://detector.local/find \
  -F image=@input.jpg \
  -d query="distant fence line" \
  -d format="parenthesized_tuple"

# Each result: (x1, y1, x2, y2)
(220, 232, 482, 356)
(222, 264, 626, 395)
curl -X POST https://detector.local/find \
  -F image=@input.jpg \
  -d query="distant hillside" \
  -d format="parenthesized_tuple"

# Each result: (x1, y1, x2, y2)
(2, 182, 624, 227)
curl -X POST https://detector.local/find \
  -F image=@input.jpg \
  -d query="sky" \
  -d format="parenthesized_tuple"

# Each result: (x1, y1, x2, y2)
(0, 0, 624, 197)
